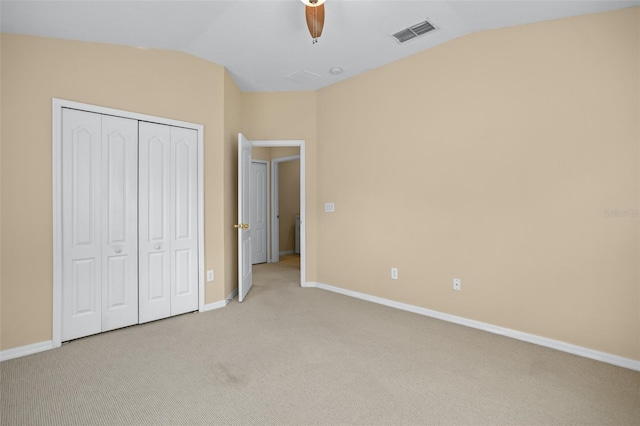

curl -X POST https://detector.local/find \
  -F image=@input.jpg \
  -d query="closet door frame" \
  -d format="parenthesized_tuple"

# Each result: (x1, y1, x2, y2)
(52, 98, 205, 348)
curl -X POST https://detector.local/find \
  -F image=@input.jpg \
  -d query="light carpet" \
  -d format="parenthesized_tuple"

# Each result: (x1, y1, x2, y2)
(1, 260, 638, 425)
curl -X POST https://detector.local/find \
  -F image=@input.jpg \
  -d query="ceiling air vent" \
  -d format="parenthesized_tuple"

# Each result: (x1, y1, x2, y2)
(286, 69, 322, 85)
(392, 19, 436, 44)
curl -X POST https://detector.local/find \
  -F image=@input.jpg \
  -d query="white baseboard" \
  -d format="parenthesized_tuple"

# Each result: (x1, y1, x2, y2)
(226, 288, 239, 303)
(308, 282, 640, 372)
(1, 340, 54, 362)
(5, 289, 241, 361)
(202, 288, 239, 312)
(279, 250, 294, 256)
(302, 281, 318, 288)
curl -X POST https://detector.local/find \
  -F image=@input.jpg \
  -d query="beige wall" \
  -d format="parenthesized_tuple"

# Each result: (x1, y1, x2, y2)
(316, 8, 639, 360)
(242, 92, 318, 280)
(279, 159, 300, 252)
(0, 34, 226, 349)
(223, 70, 243, 300)
(1, 8, 638, 362)
(0, 33, 4, 345)
(253, 147, 301, 161)
(252, 147, 272, 161)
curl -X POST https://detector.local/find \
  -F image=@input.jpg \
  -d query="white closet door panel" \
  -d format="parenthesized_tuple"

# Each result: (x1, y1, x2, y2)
(101, 115, 139, 332)
(250, 162, 268, 264)
(139, 122, 171, 323)
(148, 252, 168, 299)
(170, 127, 199, 315)
(62, 108, 102, 341)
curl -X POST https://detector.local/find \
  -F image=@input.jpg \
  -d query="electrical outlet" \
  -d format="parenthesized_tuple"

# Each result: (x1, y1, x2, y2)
(324, 203, 335, 213)
(207, 270, 214, 282)
(453, 278, 461, 291)
(391, 268, 398, 280)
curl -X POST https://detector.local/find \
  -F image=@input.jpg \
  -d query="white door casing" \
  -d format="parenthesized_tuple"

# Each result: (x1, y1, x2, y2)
(101, 115, 139, 332)
(251, 161, 268, 265)
(238, 134, 253, 302)
(249, 140, 306, 288)
(272, 161, 279, 264)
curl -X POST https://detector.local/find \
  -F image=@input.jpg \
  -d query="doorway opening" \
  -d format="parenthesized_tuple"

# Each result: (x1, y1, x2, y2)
(237, 135, 306, 302)
(270, 155, 300, 264)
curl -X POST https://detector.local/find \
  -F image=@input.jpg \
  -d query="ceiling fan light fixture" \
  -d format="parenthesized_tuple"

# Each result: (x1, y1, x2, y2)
(300, 0, 326, 7)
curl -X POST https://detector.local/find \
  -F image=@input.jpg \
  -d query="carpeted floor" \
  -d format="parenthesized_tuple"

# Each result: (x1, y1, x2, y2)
(277, 254, 301, 268)
(1, 259, 638, 425)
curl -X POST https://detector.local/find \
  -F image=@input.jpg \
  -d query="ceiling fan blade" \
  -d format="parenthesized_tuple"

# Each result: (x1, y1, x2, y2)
(305, 4, 325, 39)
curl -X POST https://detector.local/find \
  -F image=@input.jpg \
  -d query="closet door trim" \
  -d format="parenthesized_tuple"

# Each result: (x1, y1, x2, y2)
(52, 98, 205, 348)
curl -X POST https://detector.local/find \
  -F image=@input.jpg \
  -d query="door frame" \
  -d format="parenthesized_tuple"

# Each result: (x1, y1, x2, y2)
(251, 159, 270, 264)
(52, 98, 205, 348)
(271, 155, 300, 263)
(250, 141, 306, 287)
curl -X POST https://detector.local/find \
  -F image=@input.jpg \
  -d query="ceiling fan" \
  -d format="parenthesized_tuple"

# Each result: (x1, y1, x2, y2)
(301, 0, 326, 44)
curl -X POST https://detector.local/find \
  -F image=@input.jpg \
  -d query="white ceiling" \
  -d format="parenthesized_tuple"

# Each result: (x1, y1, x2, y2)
(1, 0, 638, 92)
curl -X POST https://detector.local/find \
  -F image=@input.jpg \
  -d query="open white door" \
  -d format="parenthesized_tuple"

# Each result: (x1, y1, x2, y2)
(238, 134, 253, 302)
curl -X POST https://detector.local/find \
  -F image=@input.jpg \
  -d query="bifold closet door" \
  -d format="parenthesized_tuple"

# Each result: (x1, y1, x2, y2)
(169, 126, 199, 316)
(139, 123, 198, 323)
(139, 123, 171, 323)
(101, 115, 139, 332)
(62, 109, 139, 341)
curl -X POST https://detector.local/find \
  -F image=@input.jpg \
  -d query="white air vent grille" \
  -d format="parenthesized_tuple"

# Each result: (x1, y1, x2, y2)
(286, 69, 322, 85)
(393, 20, 436, 43)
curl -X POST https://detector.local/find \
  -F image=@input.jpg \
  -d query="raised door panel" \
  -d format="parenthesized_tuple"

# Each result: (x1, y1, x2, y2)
(101, 115, 139, 331)
(139, 122, 171, 323)
(170, 127, 198, 315)
(62, 108, 102, 341)
(250, 162, 268, 264)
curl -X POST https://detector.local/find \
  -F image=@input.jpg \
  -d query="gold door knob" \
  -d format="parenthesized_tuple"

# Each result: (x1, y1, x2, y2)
(242, 224, 250, 229)
(234, 224, 240, 229)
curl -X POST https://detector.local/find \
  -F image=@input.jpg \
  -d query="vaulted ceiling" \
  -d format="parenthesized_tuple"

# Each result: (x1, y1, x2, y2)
(2, 1, 638, 92)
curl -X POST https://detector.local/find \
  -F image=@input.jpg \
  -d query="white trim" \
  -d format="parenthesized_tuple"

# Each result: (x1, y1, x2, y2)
(202, 288, 239, 312)
(308, 282, 640, 372)
(227, 288, 239, 302)
(250, 141, 306, 288)
(52, 102, 63, 349)
(1, 341, 54, 362)
(52, 98, 205, 349)
(271, 159, 278, 263)
(272, 155, 301, 163)
(197, 120, 205, 314)
(53, 99, 205, 130)
(202, 300, 228, 312)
